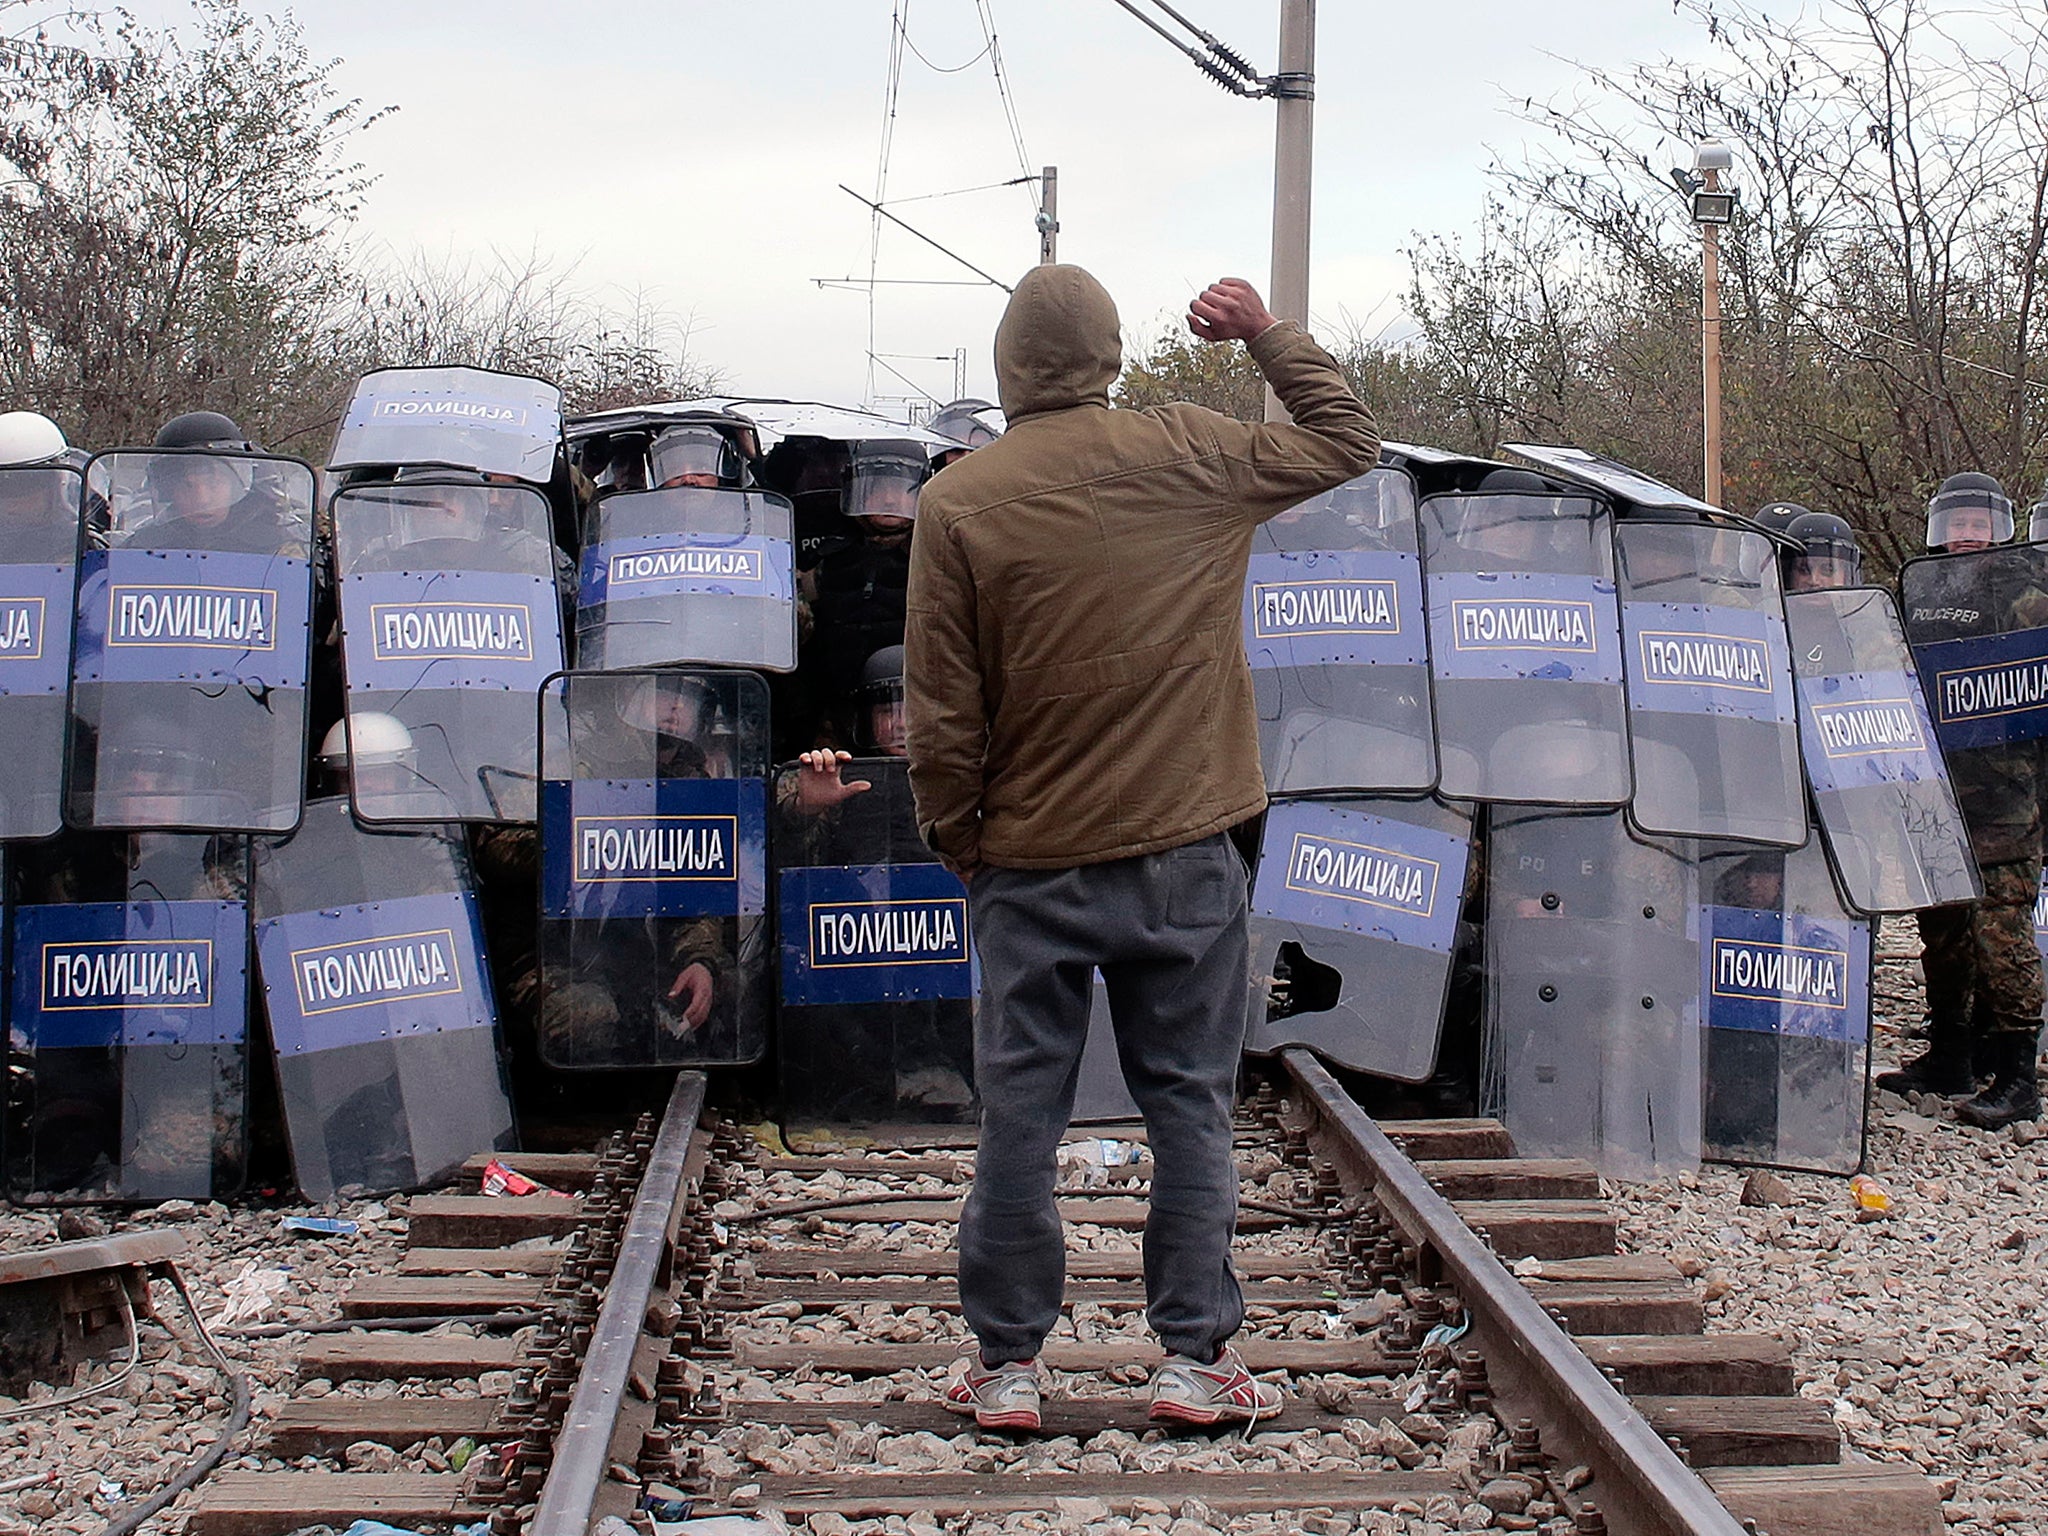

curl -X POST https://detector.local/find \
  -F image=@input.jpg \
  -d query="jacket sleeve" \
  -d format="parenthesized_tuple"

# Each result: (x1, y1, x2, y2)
(1200, 319, 1382, 523)
(904, 510, 986, 866)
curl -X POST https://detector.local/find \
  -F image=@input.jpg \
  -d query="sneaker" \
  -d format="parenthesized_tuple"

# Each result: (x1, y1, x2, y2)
(1149, 1344, 1283, 1426)
(943, 1352, 1043, 1430)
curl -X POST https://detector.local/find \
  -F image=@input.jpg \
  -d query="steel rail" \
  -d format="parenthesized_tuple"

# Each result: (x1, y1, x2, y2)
(1281, 1050, 1750, 1536)
(529, 1071, 709, 1536)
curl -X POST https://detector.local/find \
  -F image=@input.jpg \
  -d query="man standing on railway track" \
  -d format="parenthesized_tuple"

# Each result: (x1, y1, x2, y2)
(905, 265, 1381, 1429)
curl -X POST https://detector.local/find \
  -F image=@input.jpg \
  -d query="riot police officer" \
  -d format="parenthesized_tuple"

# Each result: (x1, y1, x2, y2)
(929, 399, 1004, 469)
(1781, 511, 1863, 592)
(129, 411, 305, 557)
(1886, 472, 2043, 1127)
(649, 423, 752, 490)
(0, 412, 81, 564)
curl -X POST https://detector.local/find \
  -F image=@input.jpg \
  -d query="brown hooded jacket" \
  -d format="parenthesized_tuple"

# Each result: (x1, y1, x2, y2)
(904, 265, 1381, 869)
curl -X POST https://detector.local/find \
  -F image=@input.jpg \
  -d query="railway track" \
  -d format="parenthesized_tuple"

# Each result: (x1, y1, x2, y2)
(173, 1065, 1945, 1536)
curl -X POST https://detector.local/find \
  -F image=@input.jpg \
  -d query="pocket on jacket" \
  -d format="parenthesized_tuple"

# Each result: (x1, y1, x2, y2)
(1164, 837, 1237, 929)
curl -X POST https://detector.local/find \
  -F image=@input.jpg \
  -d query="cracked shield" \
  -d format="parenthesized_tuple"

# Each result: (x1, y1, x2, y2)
(578, 487, 798, 673)
(1245, 797, 1474, 1081)
(329, 367, 563, 484)
(4, 834, 250, 1203)
(1786, 587, 1978, 913)
(67, 451, 316, 833)
(1696, 833, 1872, 1175)
(252, 798, 515, 1201)
(538, 669, 770, 1068)
(335, 479, 566, 824)
(1485, 808, 1701, 1178)
(772, 758, 974, 1124)
(1617, 521, 1805, 845)
(0, 462, 83, 840)
(1246, 468, 1436, 793)
(1421, 490, 1630, 804)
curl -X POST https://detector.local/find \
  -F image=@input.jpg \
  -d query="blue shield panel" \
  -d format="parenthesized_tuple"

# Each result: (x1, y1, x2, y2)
(1246, 796, 1475, 1081)
(251, 798, 515, 1201)
(1244, 469, 1436, 793)
(4, 834, 250, 1203)
(537, 670, 771, 1068)
(0, 463, 83, 840)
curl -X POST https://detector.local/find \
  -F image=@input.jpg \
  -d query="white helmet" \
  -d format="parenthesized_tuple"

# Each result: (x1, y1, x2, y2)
(318, 711, 416, 770)
(0, 411, 67, 467)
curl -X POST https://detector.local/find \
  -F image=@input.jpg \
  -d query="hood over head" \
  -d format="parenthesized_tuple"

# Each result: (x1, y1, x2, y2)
(994, 264, 1121, 421)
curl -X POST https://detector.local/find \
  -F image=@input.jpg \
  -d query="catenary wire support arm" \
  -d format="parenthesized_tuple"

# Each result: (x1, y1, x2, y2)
(1106, 0, 1302, 98)
(837, 184, 1015, 293)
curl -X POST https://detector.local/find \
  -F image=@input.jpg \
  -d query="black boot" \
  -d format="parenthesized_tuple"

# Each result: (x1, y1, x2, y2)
(1874, 1019, 1976, 1096)
(1955, 1035, 2041, 1130)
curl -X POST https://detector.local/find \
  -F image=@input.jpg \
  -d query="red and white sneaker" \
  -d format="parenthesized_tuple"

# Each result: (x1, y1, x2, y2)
(1148, 1344, 1284, 1426)
(943, 1352, 1043, 1430)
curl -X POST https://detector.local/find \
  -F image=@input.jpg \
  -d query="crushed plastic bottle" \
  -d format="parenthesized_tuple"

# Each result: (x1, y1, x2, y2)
(1848, 1173, 1893, 1220)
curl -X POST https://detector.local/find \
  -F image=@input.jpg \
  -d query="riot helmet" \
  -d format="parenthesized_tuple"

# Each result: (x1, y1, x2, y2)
(155, 410, 256, 452)
(1460, 467, 1569, 566)
(1782, 511, 1863, 591)
(316, 711, 419, 797)
(1750, 501, 1808, 536)
(1926, 471, 2013, 551)
(2028, 489, 2048, 544)
(387, 472, 491, 547)
(857, 644, 908, 758)
(845, 440, 927, 530)
(0, 410, 67, 466)
(650, 425, 746, 491)
(929, 399, 1004, 468)
(613, 671, 727, 777)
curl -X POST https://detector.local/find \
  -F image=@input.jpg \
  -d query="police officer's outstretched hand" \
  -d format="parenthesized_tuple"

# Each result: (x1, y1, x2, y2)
(667, 962, 715, 1034)
(1188, 278, 1278, 344)
(796, 748, 873, 814)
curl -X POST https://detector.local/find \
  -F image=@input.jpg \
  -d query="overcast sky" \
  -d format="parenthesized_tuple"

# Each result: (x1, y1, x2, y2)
(135, 2, 1727, 414)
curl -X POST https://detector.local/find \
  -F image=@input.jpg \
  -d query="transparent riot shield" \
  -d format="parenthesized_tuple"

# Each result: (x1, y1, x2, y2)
(329, 367, 563, 483)
(1899, 543, 2048, 752)
(1696, 833, 1871, 1174)
(577, 487, 798, 673)
(772, 758, 973, 1123)
(334, 479, 566, 823)
(538, 669, 770, 1068)
(1485, 809, 1701, 1178)
(1616, 521, 1804, 845)
(1786, 587, 1978, 913)
(66, 451, 315, 832)
(251, 797, 515, 1201)
(1246, 469, 1436, 793)
(1421, 490, 1630, 804)
(0, 462, 83, 840)
(1247, 796, 1475, 1081)
(3, 834, 249, 1203)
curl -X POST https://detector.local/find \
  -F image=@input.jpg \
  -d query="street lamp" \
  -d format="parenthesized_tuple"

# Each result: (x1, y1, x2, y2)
(1673, 140, 1739, 507)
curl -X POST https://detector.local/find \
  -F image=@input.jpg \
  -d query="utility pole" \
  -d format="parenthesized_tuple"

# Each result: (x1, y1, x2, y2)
(1700, 164, 1724, 508)
(1266, 0, 1315, 422)
(1038, 166, 1059, 264)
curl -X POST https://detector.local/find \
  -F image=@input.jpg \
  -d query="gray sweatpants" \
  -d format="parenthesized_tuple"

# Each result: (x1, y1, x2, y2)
(961, 833, 1248, 1364)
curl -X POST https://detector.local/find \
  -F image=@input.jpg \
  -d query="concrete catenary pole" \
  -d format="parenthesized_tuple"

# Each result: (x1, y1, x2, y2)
(1039, 166, 1059, 265)
(1701, 164, 1725, 507)
(1266, 0, 1315, 422)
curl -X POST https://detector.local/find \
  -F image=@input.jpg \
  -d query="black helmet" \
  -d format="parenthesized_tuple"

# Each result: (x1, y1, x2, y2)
(856, 645, 908, 756)
(1751, 501, 1809, 535)
(154, 411, 255, 452)
(649, 424, 746, 490)
(1927, 471, 2013, 549)
(860, 644, 905, 688)
(1781, 511, 1863, 591)
(844, 440, 928, 522)
(1473, 467, 1553, 495)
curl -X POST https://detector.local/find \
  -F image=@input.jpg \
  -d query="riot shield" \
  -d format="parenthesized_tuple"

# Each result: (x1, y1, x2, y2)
(66, 451, 315, 833)
(4, 833, 249, 1203)
(1485, 809, 1701, 1177)
(251, 797, 515, 1201)
(1616, 521, 1805, 845)
(1246, 469, 1436, 793)
(537, 669, 770, 1068)
(334, 479, 566, 823)
(329, 367, 563, 483)
(1421, 489, 1630, 804)
(1898, 542, 2048, 753)
(577, 487, 798, 673)
(1247, 796, 1475, 1081)
(772, 758, 973, 1123)
(1696, 834, 1871, 1174)
(0, 463, 83, 840)
(1785, 587, 1978, 913)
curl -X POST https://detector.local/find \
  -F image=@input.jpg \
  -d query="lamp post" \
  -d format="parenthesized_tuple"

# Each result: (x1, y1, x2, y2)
(1686, 140, 1737, 507)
